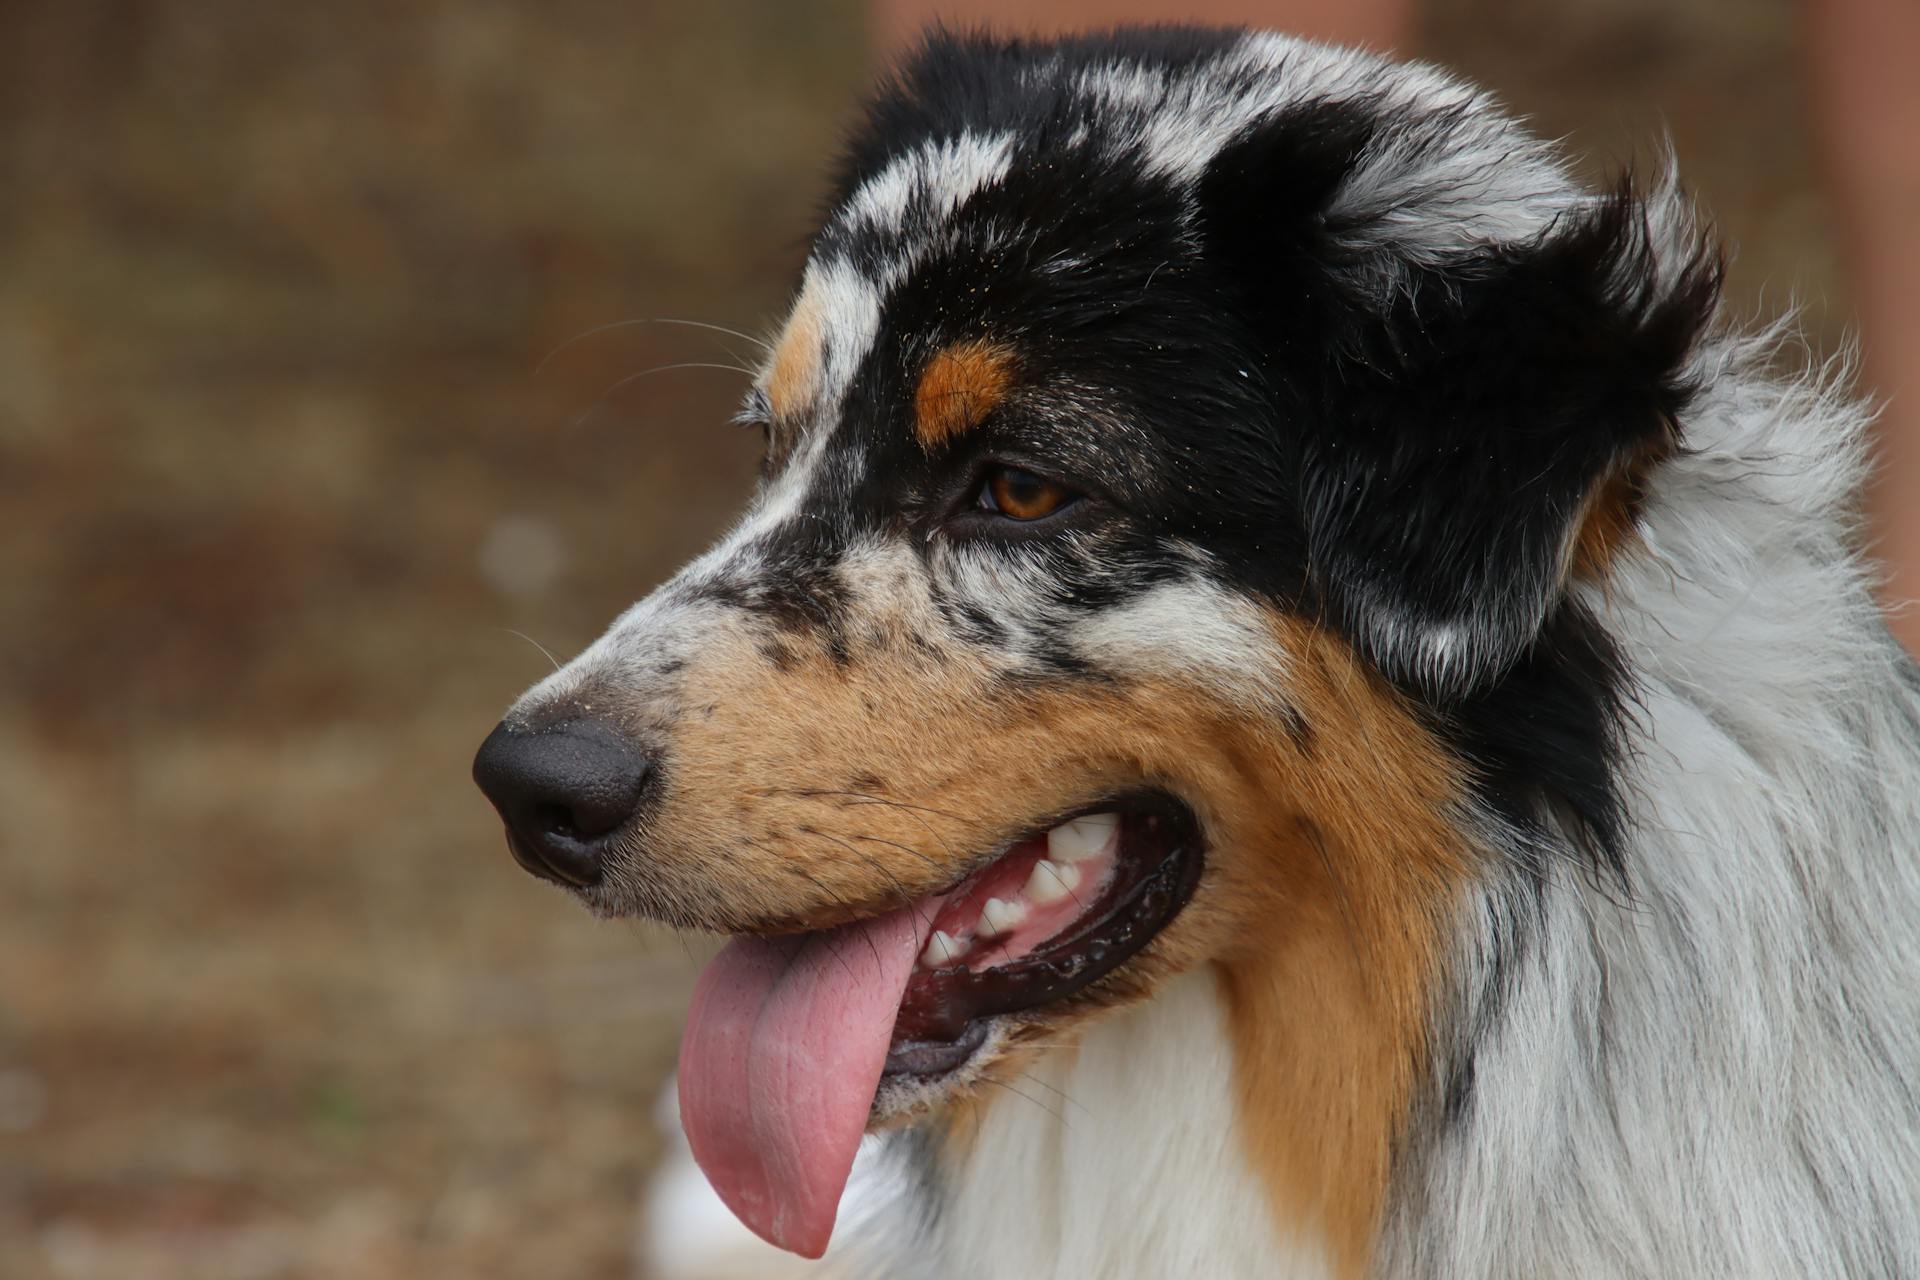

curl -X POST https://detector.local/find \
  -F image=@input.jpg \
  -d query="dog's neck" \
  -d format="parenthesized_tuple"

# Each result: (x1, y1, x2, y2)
(1377, 352, 1920, 1276)
(884, 968, 1337, 1280)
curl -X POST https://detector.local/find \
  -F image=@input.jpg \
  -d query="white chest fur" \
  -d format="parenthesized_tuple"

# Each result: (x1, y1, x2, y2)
(915, 968, 1332, 1280)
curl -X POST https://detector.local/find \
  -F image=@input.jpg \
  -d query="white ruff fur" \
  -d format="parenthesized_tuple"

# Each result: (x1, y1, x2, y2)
(899, 970, 1328, 1279)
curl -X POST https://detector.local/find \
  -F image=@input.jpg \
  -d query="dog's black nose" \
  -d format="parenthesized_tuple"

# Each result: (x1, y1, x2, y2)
(471, 719, 651, 888)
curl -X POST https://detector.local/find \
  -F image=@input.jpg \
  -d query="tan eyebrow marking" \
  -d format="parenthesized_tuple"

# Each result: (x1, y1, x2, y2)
(765, 287, 825, 422)
(913, 339, 1016, 451)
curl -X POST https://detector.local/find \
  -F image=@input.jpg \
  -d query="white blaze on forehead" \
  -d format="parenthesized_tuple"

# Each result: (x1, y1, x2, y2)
(836, 131, 1018, 241)
(747, 36, 1582, 520)
(761, 31, 1581, 430)
(744, 257, 879, 526)
(517, 40, 1595, 732)
(795, 257, 883, 409)
(1071, 34, 1374, 182)
(743, 137, 1022, 526)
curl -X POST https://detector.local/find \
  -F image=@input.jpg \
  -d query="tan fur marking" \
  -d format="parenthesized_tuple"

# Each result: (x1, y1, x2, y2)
(1205, 623, 1470, 1277)
(1571, 436, 1673, 581)
(913, 340, 1014, 450)
(1571, 465, 1641, 580)
(766, 287, 824, 421)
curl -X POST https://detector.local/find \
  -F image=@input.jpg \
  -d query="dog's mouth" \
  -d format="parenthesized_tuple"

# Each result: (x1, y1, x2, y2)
(675, 792, 1204, 1257)
(883, 794, 1202, 1075)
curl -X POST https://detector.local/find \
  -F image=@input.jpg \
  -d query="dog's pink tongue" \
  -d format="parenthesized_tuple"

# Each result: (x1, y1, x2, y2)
(677, 904, 925, 1258)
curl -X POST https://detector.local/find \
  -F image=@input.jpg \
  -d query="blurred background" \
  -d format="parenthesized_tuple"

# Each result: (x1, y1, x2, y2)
(0, 1, 1904, 1277)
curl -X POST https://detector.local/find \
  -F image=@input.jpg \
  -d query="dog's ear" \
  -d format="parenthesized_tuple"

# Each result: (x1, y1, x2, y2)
(1197, 117, 1722, 699)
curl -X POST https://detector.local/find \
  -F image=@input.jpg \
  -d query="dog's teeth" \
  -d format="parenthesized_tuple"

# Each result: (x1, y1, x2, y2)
(1048, 813, 1119, 863)
(1025, 858, 1081, 905)
(977, 897, 1028, 938)
(920, 929, 966, 968)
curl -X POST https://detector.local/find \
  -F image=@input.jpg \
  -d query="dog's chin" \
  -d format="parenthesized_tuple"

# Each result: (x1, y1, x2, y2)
(846, 794, 1207, 1125)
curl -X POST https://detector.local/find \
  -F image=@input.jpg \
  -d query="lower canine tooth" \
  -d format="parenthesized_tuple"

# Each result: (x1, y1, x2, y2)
(1026, 859, 1081, 905)
(977, 897, 1028, 938)
(921, 929, 966, 968)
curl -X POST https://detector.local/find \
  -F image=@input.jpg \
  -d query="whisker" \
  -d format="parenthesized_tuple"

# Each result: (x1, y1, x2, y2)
(844, 831, 947, 881)
(801, 826, 926, 930)
(758, 788, 968, 861)
(983, 1077, 1070, 1128)
(753, 787, 969, 826)
(1013, 1070, 1088, 1117)
(500, 628, 563, 674)
(535, 315, 772, 376)
(823, 792, 973, 825)
(571, 361, 756, 430)
(741, 837, 864, 980)
(795, 842, 891, 973)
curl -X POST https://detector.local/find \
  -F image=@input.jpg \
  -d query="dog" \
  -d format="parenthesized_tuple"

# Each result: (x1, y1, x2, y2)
(473, 26, 1920, 1278)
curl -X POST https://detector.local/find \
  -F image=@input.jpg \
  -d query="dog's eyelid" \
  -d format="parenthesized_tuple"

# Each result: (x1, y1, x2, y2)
(971, 452, 1112, 507)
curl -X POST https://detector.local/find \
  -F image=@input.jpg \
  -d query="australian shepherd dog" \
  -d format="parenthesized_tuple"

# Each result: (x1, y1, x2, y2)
(473, 26, 1920, 1278)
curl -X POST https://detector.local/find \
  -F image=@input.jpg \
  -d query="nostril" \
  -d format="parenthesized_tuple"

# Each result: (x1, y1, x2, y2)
(471, 719, 654, 888)
(534, 802, 579, 841)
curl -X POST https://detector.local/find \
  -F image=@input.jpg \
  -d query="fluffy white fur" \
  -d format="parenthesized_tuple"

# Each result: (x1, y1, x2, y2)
(898, 970, 1330, 1279)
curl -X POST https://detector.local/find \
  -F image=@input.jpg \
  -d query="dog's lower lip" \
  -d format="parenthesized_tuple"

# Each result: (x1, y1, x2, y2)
(883, 1020, 991, 1078)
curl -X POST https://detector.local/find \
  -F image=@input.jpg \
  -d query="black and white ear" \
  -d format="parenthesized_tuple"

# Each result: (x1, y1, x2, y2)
(1200, 126, 1722, 700)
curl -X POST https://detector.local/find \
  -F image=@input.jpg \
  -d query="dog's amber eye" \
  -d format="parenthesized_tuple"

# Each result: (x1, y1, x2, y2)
(979, 466, 1073, 521)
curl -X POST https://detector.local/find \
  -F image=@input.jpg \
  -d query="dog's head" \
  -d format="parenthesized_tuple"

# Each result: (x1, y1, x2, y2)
(474, 27, 1718, 1259)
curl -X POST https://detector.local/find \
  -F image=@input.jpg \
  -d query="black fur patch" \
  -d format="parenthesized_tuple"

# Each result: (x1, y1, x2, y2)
(1193, 126, 1720, 865)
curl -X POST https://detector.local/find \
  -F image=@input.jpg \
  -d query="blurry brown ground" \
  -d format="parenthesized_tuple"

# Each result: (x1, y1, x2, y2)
(0, 1, 1848, 1277)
